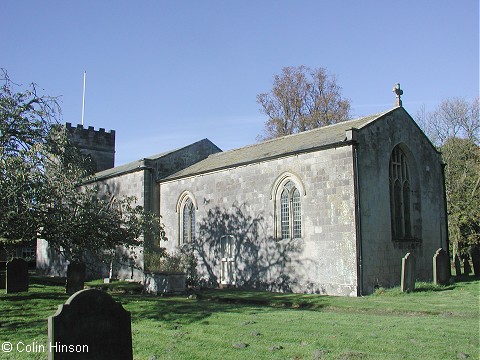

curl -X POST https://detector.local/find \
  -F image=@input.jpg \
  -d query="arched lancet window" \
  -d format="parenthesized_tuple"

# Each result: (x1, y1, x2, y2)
(390, 146, 412, 239)
(280, 181, 302, 240)
(181, 198, 195, 244)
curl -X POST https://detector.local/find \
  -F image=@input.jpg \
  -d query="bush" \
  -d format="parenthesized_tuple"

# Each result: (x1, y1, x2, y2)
(144, 245, 199, 287)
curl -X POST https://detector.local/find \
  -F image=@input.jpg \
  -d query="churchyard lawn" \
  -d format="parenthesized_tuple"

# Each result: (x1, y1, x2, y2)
(0, 276, 478, 360)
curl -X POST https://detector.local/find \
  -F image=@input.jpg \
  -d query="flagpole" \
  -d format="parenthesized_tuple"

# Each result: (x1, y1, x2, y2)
(81, 71, 86, 125)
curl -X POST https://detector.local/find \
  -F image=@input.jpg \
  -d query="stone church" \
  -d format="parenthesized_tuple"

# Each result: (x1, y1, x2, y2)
(37, 102, 448, 296)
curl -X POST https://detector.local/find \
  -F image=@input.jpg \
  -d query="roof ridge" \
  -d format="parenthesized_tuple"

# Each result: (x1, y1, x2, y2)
(207, 109, 394, 158)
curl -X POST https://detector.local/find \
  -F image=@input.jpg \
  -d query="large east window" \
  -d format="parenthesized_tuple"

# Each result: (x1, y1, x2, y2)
(389, 146, 412, 240)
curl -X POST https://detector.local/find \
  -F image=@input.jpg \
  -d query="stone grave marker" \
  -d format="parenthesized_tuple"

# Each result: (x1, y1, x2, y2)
(48, 289, 133, 360)
(454, 255, 462, 276)
(65, 262, 86, 295)
(401, 252, 415, 293)
(433, 248, 450, 285)
(6, 258, 28, 293)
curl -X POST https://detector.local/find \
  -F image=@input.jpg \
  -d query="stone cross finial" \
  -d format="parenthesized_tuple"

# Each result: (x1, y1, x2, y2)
(393, 83, 403, 107)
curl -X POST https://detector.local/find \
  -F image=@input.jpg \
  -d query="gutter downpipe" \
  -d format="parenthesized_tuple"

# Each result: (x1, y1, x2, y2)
(352, 135, 364, 296)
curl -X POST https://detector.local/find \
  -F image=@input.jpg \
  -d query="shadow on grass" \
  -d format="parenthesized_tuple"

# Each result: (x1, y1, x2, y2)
(197, 288, 328, 309)
(113, 288, 331, 327)
(413, 275, 480, 293)
(412, 284, 455, 293)
(3, 291, 68, 302)
(116, 294, 263, 325)
(0, 319, 46, 332)
(4, 276, 478, 333)
(30, 275, 67, 286)
(453, 274, 480, 284)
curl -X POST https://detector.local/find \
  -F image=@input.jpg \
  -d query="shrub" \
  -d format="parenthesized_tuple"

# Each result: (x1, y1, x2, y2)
(144, 245, 199, 287)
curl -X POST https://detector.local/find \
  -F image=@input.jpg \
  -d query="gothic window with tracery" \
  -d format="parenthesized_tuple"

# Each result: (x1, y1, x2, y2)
(280, 181, 302, 240)
(181, 198, 195, 244)
(389, 146, 412, 239)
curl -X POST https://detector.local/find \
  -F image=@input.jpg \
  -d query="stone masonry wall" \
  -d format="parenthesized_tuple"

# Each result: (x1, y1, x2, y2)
(159, 145, 359, 296)
(36, 169, 147, 281)
(94, 170, 148, 281)
(357, 109, 447, 294)
(66, 123, 116, 172)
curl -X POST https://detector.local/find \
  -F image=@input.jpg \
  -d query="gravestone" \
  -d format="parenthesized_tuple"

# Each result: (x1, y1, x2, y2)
(48, 289, 133, 360)
(454, 255, 462, 276)
(401, 252, 415, 293)
(144, 272, 186, 295)
(433, 248, 450, 285)
(6, 258, 28, 293)
(65, 262, 86, 295)
(470, 245, 479, 276)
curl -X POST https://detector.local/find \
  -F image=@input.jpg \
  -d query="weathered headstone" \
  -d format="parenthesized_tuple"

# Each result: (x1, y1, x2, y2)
(6, 258, 28, 293)
(454, 254, 462, 276)
(401, 252, 415, 293)
(433, 248, 450, 285)
(470, 245, 479, 277)
(65, 262, 86, 295)
(48, 289, 133, 360)
(144, 272, 186, 295)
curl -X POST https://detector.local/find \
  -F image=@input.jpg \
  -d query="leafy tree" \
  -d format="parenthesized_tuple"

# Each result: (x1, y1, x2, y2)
(0, 69, 61, 245)
(0, 69, 165, 268)
(257, 66, 351, 140)
(441, 138, 480, 254)
(416, 97, 479, 256)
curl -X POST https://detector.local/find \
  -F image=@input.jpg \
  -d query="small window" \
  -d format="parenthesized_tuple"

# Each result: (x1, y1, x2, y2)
(21, 247, 35, 259)
(181, 198, 195, 244)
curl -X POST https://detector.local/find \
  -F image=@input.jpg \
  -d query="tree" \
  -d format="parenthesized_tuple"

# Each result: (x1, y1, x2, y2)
(0, 69, 165, 268)
(0, 69, 61, 244)
(416, 97, 480, 257)
(257, 66, 351, 140)
(417, 97, 479, 146)
(440, 138, 480, 254)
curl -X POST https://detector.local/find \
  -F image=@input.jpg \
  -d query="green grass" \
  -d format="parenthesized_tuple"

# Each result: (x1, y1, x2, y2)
(84, 278, 144, 294)
(0, 277, 478, 359)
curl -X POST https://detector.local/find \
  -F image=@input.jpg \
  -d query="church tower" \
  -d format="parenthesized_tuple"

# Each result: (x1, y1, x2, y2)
(65, 123, 116, 172)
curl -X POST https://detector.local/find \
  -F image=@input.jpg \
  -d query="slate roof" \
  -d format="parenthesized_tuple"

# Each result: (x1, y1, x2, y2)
(163, 108, 396, 181)
(88, 139, 219, 182)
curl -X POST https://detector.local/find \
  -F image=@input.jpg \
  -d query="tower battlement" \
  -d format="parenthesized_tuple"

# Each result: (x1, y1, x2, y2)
(66, 123, 116, 172)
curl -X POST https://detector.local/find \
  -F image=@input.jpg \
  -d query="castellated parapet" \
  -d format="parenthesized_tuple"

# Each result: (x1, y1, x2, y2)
(66, 123, 116, 172)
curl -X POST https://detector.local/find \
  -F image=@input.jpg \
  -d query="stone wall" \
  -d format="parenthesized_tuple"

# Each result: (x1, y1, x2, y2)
(66, 123, 115, 172)
(159, 145, 359, 296)
(356, 108, 447, 294)
(94, 170, 148, 282)
(36, 169, 147, 281)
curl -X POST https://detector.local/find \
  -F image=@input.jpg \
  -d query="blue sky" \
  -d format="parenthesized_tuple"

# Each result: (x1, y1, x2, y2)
(2, 1, 478, 165)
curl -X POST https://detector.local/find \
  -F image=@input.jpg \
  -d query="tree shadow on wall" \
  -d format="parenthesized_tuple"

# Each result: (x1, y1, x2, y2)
(194, 202, 305, 292)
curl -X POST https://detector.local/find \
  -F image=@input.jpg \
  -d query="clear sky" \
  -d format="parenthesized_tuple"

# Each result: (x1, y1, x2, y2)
(2, 1, 478, 166)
